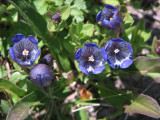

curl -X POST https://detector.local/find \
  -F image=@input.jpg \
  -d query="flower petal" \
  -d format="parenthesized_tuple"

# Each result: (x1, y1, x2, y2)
(75, 48, 82, 60)
(102, 19, 113, 30)
(96, 11, 102, 22)
(27, 35, 38, 45)
(9, 47, 16, 61)
(93, 65, 105, 74)
(12, 34, 25, 43)
(79, 65, 89, 75)
(120, 59, 133, 68)
(84, 43, 99, 48)
(105, 4, 118, 11)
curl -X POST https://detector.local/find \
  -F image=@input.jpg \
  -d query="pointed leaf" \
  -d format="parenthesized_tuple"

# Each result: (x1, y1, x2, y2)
(0, 79, 26, 97)
(122, 56, 160, 75)
(1, 100, 10, 114)
(124, 94, 160, 118)
(6, 91, 47, 120)
(60, 5, 70, 20)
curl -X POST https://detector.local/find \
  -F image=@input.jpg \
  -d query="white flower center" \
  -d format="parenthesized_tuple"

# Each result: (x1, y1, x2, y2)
(114, 49, 119, 54)
(88, 55, 94, 62)
(22, 49, 29, 56)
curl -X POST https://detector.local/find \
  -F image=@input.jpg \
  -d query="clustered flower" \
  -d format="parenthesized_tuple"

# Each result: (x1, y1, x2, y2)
(9, 4, 133, 86)
(75, 4, 133, 75)
(96, 4, 123, 31)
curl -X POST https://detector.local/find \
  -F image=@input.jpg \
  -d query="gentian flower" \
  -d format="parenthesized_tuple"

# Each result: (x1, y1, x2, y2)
(74, 43, 106, 75)
(96, 4, 123, 30)
(9, 34, 41, 66)
(105, 38, 133, 69)
(29, 64, 53, 87)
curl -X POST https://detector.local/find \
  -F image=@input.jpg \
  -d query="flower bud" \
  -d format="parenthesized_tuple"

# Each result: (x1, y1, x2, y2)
(52, 12, 61, 23)
(39, 54, 53, 68)
(29, 64, 53, 87)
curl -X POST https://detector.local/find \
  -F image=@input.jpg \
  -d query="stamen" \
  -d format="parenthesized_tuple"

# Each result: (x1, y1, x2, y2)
(22, 49, 29, 56)
(110, 17, 113, 20)
(88, 55, 94, 62)
(114, 49, 119, 54)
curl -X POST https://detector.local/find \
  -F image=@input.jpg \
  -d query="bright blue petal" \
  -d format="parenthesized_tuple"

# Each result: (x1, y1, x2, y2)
(79, 65, 89, 75)
(84, 43, 99, 48)
(120, 59, 133, 68)
(12, 34, 25, 43)
(105, 4, 118, 11)
(93, 65, 105, 74)
(9, 47, 16, 61)
(75, 48, 82, 60)
(96, 11, 102, 22)
(27, 35, 38, 45)
(102, 19, 113, 30)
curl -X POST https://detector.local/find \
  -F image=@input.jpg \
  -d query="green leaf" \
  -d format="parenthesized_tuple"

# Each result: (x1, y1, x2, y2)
(74, 109, 89, 120)
(6, 90, 47, 120)
(53, 0, 63, 6)
(124, 94, 160, 118)
(123, 56, 160, 75)
(88, 79, 134, 110)
(58, 53, 71, 72)
(71, 8, 84, 22)
(122, 13, 134, 30)
(81, 24, 94, 37)
(0, 65, 7, 78)
(32, 0, 48, 15)
(0, 79, 26, 97)
(96, 82, 133, 110)
(73, 0, 86, 10)
(60, 5, 70, 20)
(8, 0, 47, 36)
(65, 0, 73, 5)
(102, 0, 121, 6)
(9, 72, 28, 84)
(1, 100, 10, 114)
(141, 30, 151, 42)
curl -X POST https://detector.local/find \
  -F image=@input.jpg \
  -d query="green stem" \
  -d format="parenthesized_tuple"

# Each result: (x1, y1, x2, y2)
(52, 97, 62, 120)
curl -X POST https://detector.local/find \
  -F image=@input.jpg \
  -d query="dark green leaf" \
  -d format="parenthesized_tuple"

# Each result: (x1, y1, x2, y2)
(0, 79, 26, 97)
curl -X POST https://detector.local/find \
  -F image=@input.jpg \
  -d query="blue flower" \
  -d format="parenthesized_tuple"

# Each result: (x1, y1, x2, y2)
(29, 64, 53, 87)
(9, 34, 41, 66)
(75, 43, 106, 75)
(105, 38, 133, 69)
(96, 4, 123, 30)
